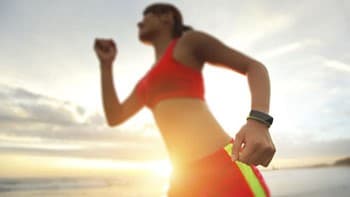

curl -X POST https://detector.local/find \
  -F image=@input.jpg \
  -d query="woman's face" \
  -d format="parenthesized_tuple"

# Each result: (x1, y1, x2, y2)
(137, 12, 162, 42)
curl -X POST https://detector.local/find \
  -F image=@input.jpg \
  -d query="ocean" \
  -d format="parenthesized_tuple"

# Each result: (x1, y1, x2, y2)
(0, 166, 349, 197)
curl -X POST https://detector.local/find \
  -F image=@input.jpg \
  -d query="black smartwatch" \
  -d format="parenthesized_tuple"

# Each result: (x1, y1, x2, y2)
(247, 110, 273, 128)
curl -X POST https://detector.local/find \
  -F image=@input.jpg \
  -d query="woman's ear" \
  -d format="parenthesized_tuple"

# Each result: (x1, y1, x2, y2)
(160, 12, 174, 25)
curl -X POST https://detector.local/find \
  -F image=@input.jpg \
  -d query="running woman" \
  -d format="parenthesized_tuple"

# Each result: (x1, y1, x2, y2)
(94, 3, 275, 196)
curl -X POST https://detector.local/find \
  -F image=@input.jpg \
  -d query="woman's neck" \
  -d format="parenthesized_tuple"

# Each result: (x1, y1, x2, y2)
(152, 34, 173, 62)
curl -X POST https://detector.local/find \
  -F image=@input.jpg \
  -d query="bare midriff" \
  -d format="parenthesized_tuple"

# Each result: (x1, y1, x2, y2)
(152, 98, 232, 169)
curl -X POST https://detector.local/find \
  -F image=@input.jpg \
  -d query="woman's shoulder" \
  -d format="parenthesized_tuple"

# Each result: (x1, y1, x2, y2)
(172, 31, 210, 69)
(179, 30, 211, 44)
(178, 30, 219, 51)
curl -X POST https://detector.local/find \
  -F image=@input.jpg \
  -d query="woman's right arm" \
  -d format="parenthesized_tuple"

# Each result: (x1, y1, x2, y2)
(95, 38, 144, 126)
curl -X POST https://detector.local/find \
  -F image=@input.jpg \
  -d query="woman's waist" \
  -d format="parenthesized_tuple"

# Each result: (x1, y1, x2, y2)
(171, 138, 234, 176)
(147, 92, 204, 109)
(152, 98, 211, 121)
(166, 132, 232, 172)
(152, 99, 232, 168)
(153, 98, 227, 137)
(153, 98, 228, 130)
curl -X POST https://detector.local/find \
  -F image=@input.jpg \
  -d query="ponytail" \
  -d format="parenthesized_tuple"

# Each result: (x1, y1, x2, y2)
(182, 25, 193, 32)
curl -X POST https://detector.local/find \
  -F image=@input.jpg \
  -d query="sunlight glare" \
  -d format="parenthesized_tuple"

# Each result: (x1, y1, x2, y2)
(145, 160, 173, 178)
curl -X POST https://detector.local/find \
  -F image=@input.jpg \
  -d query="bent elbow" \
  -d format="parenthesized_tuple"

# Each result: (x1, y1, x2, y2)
(106, 115, 124, 127)
(260, 63, 270, 77)
(247, 61, 269, 75)
(106, 119, 118, 127)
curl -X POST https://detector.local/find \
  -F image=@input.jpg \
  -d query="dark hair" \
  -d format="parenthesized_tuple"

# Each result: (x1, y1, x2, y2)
(143, 3, 193, 38)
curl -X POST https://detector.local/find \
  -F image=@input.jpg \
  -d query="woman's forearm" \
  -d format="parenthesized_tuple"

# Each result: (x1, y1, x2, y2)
(246, 62, 271, 113)
(100, 64, 122, 125)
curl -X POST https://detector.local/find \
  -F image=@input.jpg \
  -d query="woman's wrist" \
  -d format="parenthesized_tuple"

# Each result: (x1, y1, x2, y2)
(246, 117, 270, 129)
(100, 62, 113, 69)
(247, 110, 273, 128)
(245, 119, 270, 134)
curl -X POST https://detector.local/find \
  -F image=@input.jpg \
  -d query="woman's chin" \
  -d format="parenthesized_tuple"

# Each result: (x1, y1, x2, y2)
(138, 34, 152, 44)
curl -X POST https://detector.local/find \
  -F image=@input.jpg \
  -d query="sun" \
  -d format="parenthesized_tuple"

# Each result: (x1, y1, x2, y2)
(146, 160, 173, 178)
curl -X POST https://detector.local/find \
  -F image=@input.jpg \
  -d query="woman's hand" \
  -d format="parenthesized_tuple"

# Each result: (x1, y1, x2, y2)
(94, 38, 117, 66)
(232, 120, 275, 167)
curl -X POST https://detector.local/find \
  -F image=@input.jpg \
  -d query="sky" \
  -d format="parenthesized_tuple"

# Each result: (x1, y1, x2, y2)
(0, 0, 349, 176)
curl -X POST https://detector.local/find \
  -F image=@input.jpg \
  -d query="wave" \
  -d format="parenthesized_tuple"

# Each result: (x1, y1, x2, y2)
(0, 177, 125, 192)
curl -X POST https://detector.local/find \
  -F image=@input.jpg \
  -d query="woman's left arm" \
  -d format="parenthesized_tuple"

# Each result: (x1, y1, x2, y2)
(187, 31, 276, 167)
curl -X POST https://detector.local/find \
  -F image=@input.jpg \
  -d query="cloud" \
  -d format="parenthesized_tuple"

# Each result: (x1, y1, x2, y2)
(0, 83, 155, 135)
(0, 84, 83, 126)
(323, 59, 350, 73)
(257, 39, 321, 60)
(0, 84, 166, 160)
(0, 84, 114, 139)
(241, 0, 350, 62)
(270, 57, 350, 157)
(0, 134, 167, 161)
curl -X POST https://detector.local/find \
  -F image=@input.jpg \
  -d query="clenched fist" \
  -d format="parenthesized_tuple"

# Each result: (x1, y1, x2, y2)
(94, 38, 117, 66)
(232, 119, 276, 167)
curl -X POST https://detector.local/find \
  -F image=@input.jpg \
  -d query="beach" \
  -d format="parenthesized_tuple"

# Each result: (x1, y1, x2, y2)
(1, 166, 349, 197)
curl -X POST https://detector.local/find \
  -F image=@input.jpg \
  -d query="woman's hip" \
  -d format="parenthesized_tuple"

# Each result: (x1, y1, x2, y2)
(168, 139, 270, 197)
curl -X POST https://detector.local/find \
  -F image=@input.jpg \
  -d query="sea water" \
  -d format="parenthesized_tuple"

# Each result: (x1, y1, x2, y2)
(265, 166, 350, 197)
(0, 167, 349, 197)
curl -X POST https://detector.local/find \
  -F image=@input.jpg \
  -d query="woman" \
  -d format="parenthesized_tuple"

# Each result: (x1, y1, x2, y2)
(94, 3, 275, 197)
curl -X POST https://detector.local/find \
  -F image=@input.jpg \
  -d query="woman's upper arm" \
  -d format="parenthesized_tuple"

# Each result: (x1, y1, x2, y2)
(190, 31, 261, 74)
(110, 86, 144, 126)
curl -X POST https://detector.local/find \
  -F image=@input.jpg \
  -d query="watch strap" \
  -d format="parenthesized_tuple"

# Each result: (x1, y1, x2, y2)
(247, 110, 273, 128)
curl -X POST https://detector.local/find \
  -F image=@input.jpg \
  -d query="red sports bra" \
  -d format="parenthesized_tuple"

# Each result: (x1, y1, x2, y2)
(136, 39, 205, 109)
